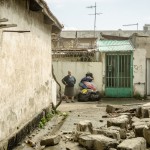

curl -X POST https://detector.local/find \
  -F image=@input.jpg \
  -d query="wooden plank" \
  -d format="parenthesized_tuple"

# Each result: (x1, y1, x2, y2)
(3, 30, 30, 33)
(0, 18, 8, 22)
(0, 24, 17, 29)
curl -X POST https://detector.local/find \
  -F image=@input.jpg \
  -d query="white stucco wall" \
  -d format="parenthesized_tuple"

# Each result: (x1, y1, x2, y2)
(53, 62, 103, 96)
(0, 1, 53, 142)
(133, 49, 146, 96)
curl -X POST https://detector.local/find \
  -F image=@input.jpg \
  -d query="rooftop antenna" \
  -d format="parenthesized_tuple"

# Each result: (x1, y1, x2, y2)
(87, 2, 102, 37)
(122, 23, 138, 31)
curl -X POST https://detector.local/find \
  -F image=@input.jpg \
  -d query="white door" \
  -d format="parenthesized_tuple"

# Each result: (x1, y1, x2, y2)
(147, 59, 150, 95)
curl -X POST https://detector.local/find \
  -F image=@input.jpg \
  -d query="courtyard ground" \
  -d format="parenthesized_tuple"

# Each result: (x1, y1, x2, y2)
(14, 98, 150, 150)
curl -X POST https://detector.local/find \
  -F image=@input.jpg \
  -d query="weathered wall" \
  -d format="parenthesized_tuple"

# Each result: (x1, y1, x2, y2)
(53, 62, 103, 96)
(133, 36, 150, 96)
(0, 1, 52, 142)
(133, 48, 146, 96)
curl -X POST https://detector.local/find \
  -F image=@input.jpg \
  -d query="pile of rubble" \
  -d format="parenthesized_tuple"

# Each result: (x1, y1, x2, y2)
(36, 103, 150, 150)
(65, 103, 150, 150)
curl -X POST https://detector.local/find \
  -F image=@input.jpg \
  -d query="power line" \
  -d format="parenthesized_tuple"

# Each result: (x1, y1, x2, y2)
(86, 2, 102, 37)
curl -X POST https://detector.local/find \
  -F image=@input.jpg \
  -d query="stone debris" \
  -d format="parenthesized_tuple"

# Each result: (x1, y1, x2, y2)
(67, 103, 150, 149)
(143, 124, 150, 145)
(108, 126, 127, 139)
(40, 134, 61, 146)
(117, 137, 146, 150)
(93, 128, 121, 140)
(78, 134, 118, 150)
(106, 105, 116, 113)
(25, 139, 36, 147)
(107, 115, 129, 129)
(76, 120, 93, 133)
(136, 103, 150, 118)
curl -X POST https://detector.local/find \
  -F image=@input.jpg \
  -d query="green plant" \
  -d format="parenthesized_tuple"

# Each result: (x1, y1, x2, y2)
(39, 121, 44, 128)
(46, 112, 54, 121)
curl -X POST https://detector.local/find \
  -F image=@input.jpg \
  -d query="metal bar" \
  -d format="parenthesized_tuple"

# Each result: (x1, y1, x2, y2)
(110, 55, 112, 87)
(121, 55, 122, 87)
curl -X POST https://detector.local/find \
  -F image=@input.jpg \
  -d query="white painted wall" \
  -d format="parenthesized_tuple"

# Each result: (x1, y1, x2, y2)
(133, 49, 146, 96)
(53, 62, 103, 96)
(0, 1, 53, 142)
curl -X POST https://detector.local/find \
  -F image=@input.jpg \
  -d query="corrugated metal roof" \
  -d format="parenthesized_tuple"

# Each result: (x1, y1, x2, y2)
(97, 40, 134, 52)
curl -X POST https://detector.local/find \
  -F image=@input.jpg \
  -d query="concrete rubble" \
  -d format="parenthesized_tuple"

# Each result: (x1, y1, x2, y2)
(69, 103, 150, 150)
(40, 134, 61, 146)
(14, 102, 150, 150)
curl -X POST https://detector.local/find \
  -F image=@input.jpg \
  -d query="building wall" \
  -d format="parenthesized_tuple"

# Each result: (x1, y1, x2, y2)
(0, 1, 52, 142)
(133, 48, 146, 96)
(53, 62, 103, 96)
(133, 36, 150, 96)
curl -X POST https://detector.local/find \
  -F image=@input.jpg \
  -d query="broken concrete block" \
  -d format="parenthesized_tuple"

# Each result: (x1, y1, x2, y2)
(126, 131, 135, 139)
(93, 128, 120, 140)
(106, 105, 116, 113)
(141, 108, 149, 118)
(143, 126, 150, 145)
(137, 103, 150, 118)
(78, 134, 95, 149)
(132, 121, 147, 129)
(108, 126, 127, 139)
(117, 137, 146, 150)
(40, 135, 61, 146)
(93, 135, 118, 150)
(132, 116, 140, 124)
(76, 120, 93, 133)
(136, 106, 142, 118)
(72, 131, 91, 142)
(78, 134, 118, 150)
(107, 115, 129, 129)
(134, 124, 146, 137)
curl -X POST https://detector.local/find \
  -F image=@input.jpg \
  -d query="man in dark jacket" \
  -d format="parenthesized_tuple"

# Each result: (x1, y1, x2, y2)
(62, 71, 76, 103)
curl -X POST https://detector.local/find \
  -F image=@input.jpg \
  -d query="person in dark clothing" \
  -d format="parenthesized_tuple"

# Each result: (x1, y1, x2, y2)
(62, 71, 76, 103)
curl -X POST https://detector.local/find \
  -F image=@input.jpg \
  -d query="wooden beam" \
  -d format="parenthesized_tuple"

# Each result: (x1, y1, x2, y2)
(0, 24, 17, 29)
(3, 30, 30, 33)
(0, 18, 8, 22)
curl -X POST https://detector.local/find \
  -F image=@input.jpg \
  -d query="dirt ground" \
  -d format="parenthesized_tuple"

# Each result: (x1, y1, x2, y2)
(14, 98, 150, 150)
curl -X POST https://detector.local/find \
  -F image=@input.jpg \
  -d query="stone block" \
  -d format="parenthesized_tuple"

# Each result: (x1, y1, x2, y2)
(108, 126, 126, 139)
(134, 124, 145, 137)
(40, 135, 61, 146)
(93, 135, 118, 150)
(132, 116, 140, 124)
(141, 108, 149, 118)
(136, 106, 142, 118)
(143, 126, 150, 145)
(76, 120, 93, 133)
(79, 134, 118, 150)
(93, 128, 120, 140)
(78, 134, 95, 149)
(117, 137, 146, 150)
(106, 105, 116, 113)
(107, 115, 129, 129)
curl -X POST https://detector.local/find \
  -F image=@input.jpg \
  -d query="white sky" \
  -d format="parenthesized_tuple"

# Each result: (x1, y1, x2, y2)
(46, 0, 150, 30)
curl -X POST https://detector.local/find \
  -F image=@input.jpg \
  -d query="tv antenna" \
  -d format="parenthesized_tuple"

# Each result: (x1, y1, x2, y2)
(87, 2, 102, 37)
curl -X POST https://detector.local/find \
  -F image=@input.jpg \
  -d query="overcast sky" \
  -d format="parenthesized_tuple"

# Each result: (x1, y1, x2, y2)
(46, 0, 150, 31)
